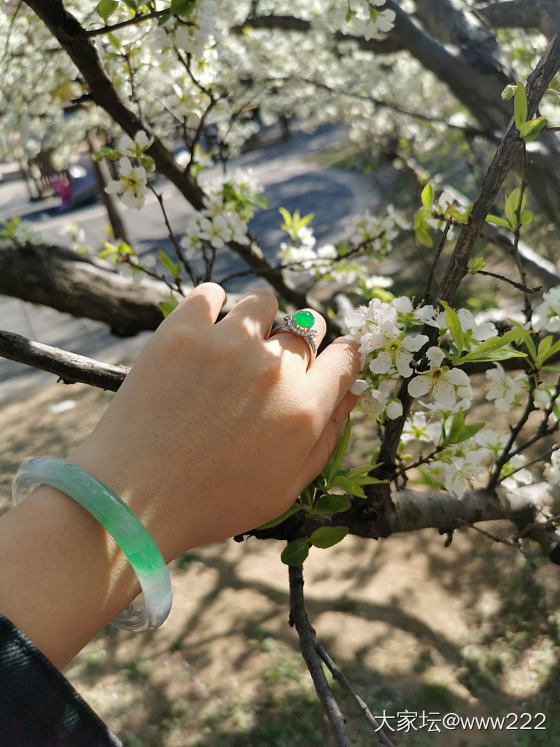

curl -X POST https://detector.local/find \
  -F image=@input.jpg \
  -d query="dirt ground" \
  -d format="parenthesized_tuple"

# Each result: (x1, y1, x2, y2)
(1, 378, 560, 747)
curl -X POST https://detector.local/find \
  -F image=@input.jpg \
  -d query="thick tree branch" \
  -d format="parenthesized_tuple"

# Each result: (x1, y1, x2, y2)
(0, 243, 167, 335)
(476, 0, 560, 40)
(234, 15, 404, 54)
(0, 330, 128, 390)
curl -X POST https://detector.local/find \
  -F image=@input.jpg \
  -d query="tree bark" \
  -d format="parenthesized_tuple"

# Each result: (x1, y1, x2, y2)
(86, 132, 131, 244)
(476, 0, 560, 40)
(0, 243, 166, 335)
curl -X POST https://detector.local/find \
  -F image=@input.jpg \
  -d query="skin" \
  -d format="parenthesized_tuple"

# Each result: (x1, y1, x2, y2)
(0, 284, 359, 669)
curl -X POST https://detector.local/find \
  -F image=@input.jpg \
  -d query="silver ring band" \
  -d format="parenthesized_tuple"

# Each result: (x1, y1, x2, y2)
(270, 310, 318, 363)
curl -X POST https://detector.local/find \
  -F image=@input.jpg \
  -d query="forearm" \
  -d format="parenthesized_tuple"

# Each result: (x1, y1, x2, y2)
(0, 484, 140, 669)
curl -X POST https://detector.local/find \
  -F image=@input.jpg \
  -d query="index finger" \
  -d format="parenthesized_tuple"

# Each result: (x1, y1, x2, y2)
(167, 283, 226, 327)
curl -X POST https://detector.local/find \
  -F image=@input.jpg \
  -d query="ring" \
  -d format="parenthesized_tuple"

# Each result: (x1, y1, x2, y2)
(271, 310, 318, 363)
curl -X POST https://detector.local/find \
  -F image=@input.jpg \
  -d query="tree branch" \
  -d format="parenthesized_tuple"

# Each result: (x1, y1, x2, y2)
(82, 9, 170, 38)
(476, 0, 560, 40)
(0, 243, 167, 335)
(0, 330, 128, 390)
(437, 33, 560, 302)
(288, 565, 350, 747)
(315, 643, 396, 747)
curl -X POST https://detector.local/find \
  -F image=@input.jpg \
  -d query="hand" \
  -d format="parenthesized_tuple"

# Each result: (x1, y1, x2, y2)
(0, 284, 360, 667)
(68, 283, 360, 562)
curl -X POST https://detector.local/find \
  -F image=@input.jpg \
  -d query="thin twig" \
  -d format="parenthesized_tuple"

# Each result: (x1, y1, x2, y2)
(476, 269, 541, 293)
(262, 75, 493, 141)
(488, 377, 538, 489)
(147, 184, 195, 286)
(456, 519, 520, 549)
(424, 218, 452, 303)
(82, 9, 170, 38)
(502, 444, 560, 481)
(288, 565, 350, 747)
(315, 643, 396, 747)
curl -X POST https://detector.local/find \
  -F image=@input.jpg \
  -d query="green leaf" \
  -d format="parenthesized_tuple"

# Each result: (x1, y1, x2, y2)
(519, 210, 533, 226)
(157, 249, 182, 277)
(421, 182, 433, 209)
(505, 188, 525, 228)
(502, 84, 517, 101)
(445, 205, 468, 224)
(96, 0, 119, 21)
(538, 337, 560, 365)
(117, 240, 134, 255)
(99, 240, 118, 259)
(485, 214, 511, 229)
(514, 82, 528, 129)
(139, 155, 155, 171)
(281, 539, 309, 566)
(414, 207, 433, 248)
(518, 117, 548, 142)
(458, 328, 528, 364)
(461, 347, 527, 363)
(524, 333, 537, 362)
(448, 422, 485, 445)
(326, 416, 351, 485)
(440, 300, 464, 354)
(243, 193, 269, 211)
(309, 526, 348, 549)
(331, 475, 366, 498)
(158, 294, 179, 318)
(121, 0, 138, 8)
(446, 412, 464, 444)
(257, 503, 306, 529)
(313, 494, 351, 515)
(469, 257, 486, 275)
(170, 0, 196, 16)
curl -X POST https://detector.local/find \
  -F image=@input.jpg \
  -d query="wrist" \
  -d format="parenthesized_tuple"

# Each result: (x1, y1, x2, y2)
(0, 482, 139, 668)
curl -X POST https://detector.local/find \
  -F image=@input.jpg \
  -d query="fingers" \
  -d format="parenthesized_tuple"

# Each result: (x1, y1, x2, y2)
(295, 391, 359, 490)
(306, 336, 361, 413)
(218, 288, 278, 338)
(265, 309, 326, 370)
(170, 283, 226, 326)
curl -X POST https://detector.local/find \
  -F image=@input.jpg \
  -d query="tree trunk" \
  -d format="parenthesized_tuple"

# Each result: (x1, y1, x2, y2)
(86, 132, 131, 244)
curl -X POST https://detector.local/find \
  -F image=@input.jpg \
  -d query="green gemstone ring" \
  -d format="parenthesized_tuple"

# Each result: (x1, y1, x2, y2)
(272, 310, 318, 362)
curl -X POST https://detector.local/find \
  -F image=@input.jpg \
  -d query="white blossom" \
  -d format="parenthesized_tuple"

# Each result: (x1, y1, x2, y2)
(118, 130, 154, 158)
(533, 287, 560, 333)
(408, 347, 472, 410)
(401, 412, 441, 444)
(105, 157, 147, 210)
(485, 363, 526, 411)
(431, 445, 488, 498)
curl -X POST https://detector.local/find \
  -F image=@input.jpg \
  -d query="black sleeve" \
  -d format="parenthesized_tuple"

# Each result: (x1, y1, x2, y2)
(0, 612, 121, 746)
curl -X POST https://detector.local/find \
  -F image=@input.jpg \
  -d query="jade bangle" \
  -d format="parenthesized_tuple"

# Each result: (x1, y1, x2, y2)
(12, 457, 172, 632)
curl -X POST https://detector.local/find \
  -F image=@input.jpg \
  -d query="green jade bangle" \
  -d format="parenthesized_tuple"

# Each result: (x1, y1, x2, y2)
(12, 457, 172, 632)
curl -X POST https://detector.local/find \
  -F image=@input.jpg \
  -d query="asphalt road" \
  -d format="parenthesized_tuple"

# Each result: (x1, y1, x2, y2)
(0, 124, 380, 403)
